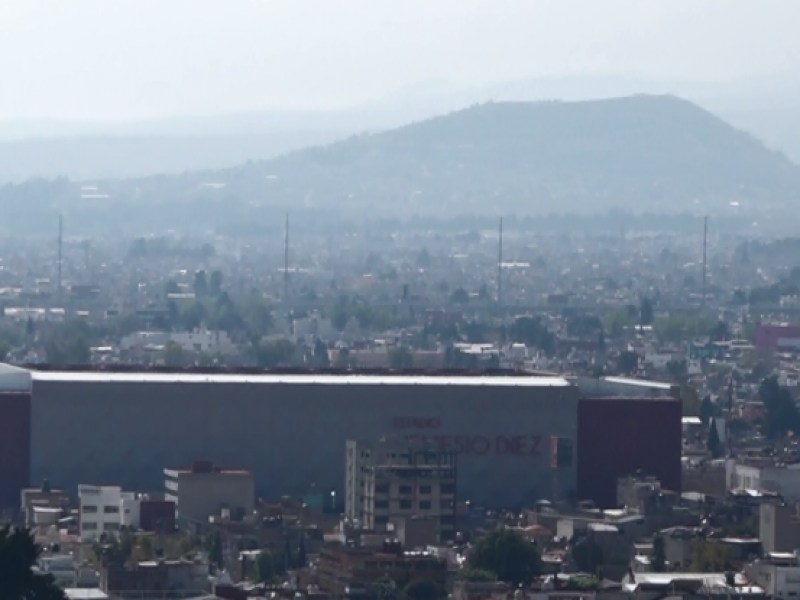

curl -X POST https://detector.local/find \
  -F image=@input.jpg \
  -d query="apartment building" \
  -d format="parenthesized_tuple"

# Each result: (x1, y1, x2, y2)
(346, 437, 457, 541)
(78, 485, 134, 541)
(164, 460, 255, 526)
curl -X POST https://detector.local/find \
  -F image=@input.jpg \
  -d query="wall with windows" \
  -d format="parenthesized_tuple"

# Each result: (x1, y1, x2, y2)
(78, 484, 137, 541)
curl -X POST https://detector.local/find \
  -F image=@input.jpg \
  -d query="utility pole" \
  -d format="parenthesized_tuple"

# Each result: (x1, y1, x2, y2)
(702, 216, 708, 308)
(57, 215, 63, 306)
(497, 217, 503, 308)
(727, 375, 735, 457)
(284, 212, 290, 305)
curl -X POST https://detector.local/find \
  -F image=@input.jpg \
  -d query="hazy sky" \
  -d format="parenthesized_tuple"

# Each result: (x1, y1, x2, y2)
(1, 0, 799, 121)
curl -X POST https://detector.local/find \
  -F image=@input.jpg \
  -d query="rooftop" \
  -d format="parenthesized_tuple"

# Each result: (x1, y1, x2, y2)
(24, 368, 570, 387)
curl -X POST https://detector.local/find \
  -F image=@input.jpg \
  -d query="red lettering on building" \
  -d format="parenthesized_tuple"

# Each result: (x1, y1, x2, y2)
(401, 430, 547, 458)
(530, 435, 542, 457)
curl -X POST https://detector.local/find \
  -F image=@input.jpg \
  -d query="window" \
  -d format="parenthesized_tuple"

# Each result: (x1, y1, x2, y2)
(440, 500, 453, 510)
(104, 523, 120, 531)
(103, 505, 120, 514)
(375, 516, 389, 525)
(82, 505, 98, 514)
(399, 499, 412, 509)
(82, 522, 98, 531)
(399, 485, 413, 495)
(419, 485, 432, 494)
(419, 500, 432, 510)
(374, 500, 389, 509)
(440, 483, 455, 495)
(375, 484, 390, 494)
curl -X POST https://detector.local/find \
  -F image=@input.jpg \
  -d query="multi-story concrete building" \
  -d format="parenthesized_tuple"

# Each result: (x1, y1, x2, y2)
(760, 503, 800, 553)
(347, 438, 456, 540)
(164, 460, 255, 526)
(78, 484, 134, 541)
(747, 552, 800, 599)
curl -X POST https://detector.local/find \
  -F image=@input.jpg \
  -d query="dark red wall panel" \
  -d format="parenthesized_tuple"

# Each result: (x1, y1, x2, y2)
(577, 398, 681, 508)
(0, 393, 31, 508)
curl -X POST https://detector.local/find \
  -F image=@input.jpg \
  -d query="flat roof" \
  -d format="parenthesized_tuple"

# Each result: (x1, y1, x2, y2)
(601, 376, 674, 390)
(30, 371, 571, 387)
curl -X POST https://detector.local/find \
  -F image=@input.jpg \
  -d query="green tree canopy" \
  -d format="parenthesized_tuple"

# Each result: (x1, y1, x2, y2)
(45, 319, 91, 365)
(388, 346, 414, 370)
(163, 342, 185, 367)
(640, 297, 654, 326)
(404, 579, 443, 600)
(652, 535, 666, 572)
(0, 525, 66, 600)
(253, 339, 296, 368)
(571, 535, 604, 574)
(450, 288, 470, 305)
(760, 376, 800, 439)
(469, 528, 542, 586)
(254, 550, 274, 583)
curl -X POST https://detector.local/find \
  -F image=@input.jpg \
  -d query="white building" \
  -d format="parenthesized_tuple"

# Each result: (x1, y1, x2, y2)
(293, 316, 336, 343)
(121, 329, 236, 355)
(747, 552, 800, 599)
(78, 484, 139, 541)
(727, 460, 800, 501)
(170, 329, 236, 354)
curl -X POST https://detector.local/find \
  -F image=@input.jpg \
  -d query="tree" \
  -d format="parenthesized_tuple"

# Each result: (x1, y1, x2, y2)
(314, 339, 330, 366)
(0, 525, 66, 600)
(193, 270, 208, 297)
(652, 535, 666, 572)
(416, 248, 432, 269)
(450, 288, 470, 305)
(404, 579, 443, 600)
(209, 270, 224, 296)
(640, 297, 654, 326)
(206, 531, 223, 570)
(690, 540, 734, 572)
(700, 395, 716, 425)
(666, 359, 687, 382)
(469, 528, 541, 586)
(254, 550, 274, 583)
(457, 568, 497, 582)
(616, 350, 638, 375)
(707, 418, 722, 458)
(388, 346, 414, 370)
(163, 342, 185, 367)
(296, 535, 307, 568)
(253, 339, 296, 368)
(509, 316, 555, 356)
(682, 385, 702, 417)
(604, 309, 634, 339)
(45, 319, 91, 365)
(164, 280, 180, 296)
(571, 535, 603, 574)
(760, 376, 799, 439)
(708, 321, 730, 342)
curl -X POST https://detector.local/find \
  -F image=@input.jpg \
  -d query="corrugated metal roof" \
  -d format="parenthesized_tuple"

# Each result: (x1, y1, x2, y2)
(30, 371, 571, 387)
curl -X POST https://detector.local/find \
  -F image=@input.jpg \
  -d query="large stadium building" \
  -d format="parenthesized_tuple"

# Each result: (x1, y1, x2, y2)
(0, 364, 681, 511)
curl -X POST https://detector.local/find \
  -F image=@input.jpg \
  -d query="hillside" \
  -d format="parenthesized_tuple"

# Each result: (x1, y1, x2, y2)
(248, 94, 800, 216)
(1, 95, 798, 236)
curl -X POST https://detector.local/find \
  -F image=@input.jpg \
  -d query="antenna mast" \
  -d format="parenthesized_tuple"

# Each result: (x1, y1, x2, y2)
(57, 215, 63, 306)
(284, 212, 289, 305)
(702, 216, 708, 308)
(497, 217, 503, 309)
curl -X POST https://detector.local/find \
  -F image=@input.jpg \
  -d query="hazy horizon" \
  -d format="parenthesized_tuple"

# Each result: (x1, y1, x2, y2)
(2, 0, 800, 123)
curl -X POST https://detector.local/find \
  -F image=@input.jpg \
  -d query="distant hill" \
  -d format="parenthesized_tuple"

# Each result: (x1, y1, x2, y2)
(2, 95, 799, 236)
(237, 94, 800, 216)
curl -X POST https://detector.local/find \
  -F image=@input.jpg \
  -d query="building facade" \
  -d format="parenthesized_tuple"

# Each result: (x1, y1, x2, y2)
(164, 460, 255, 525)
(347, 438, 456, 539)
(78, 484, 134, 541)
